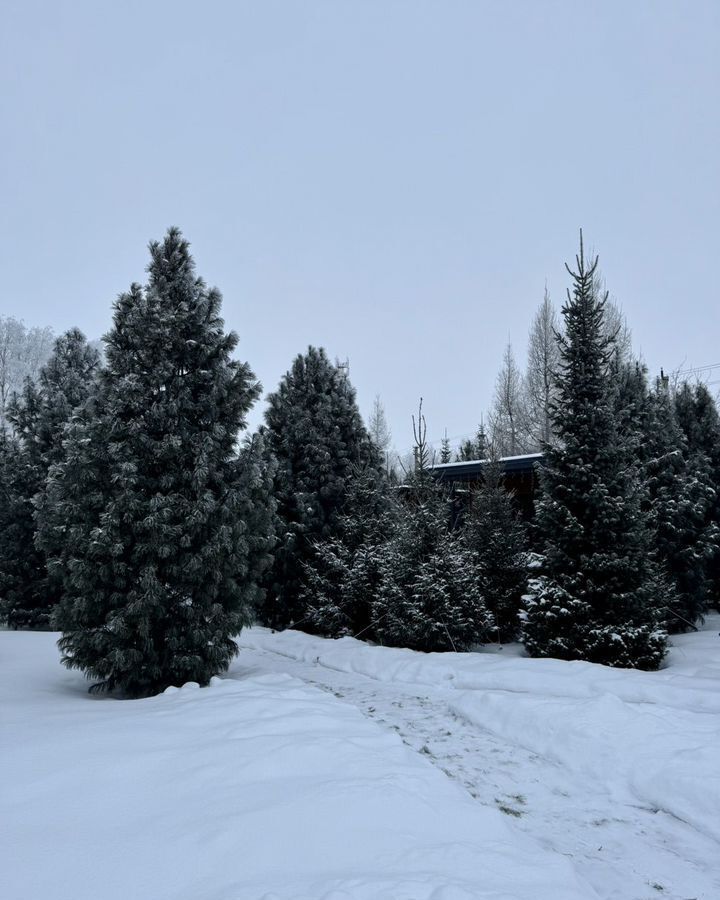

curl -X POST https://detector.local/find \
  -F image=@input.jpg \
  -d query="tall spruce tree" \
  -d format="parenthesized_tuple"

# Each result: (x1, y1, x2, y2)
(674, 381, 720, 610)
(260, 347, 378, 629)
(36, 229, 270, 696)
(0, 330, 100, 628)
(523, 235, 667, 670)
(644, 381, 718, 630)
(614, 363, 717, 630)
(675, 382, 720, 464)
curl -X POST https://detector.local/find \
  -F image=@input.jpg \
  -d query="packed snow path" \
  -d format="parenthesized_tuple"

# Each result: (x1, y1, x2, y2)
(238, 621, 720, 900)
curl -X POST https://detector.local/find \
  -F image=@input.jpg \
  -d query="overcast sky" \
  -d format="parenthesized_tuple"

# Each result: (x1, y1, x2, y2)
(1, 0, 718, 454)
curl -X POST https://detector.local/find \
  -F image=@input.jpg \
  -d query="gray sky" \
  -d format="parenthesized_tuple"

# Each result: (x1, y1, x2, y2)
(2, 0, 718, 454)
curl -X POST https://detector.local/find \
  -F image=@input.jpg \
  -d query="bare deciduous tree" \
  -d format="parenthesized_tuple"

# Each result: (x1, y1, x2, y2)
(590, 265, 632, 364)
(412, 397, 433, 475)
(0, 317, 54, 431)
(525, 287, 561, 450)
(489, 342, 528, 457)
(367, 395, 392, 455)
(367, 393, 395, 476)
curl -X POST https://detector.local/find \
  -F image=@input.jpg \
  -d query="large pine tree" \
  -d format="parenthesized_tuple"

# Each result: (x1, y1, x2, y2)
(0, 330, 100, 628)
(36, 229, 271, 696)
(260, 347, 378, 629)
(523, 235, 667, 669)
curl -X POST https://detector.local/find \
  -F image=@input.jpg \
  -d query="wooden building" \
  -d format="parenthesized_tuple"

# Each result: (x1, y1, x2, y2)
(430, 453, 543, 520)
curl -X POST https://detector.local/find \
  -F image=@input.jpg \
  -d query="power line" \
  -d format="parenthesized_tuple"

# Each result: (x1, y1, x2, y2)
(675, 362, 720, 376)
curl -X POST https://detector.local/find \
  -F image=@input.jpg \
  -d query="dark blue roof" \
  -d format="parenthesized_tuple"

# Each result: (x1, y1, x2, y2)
(431, 453, 543, 481)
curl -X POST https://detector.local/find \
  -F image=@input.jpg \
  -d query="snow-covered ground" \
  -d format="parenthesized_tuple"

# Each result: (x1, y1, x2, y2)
(238, 620, 720, 900)
(3, 619, 718, 899)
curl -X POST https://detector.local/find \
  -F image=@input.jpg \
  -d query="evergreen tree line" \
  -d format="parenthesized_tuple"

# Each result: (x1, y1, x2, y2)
(272, 234, 720, 670)
(296, 402, 527, 652)
(1, 228, 719, 697)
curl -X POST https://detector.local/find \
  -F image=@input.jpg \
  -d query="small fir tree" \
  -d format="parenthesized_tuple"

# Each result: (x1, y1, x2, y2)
(371, 491, 492, 652)
(301, 463, 395, 638)
(235, 433, 278, 617)
(523, 235, 667, 670)
(260, 347, 378, 629)
(36, 229, 270, 696)
(463, 458, 528, 642)
(456, 438, 477, 462)
(440, 430, 452, 464)
(475, 421, 488, 459)
(371, 405, 492, 651)
(455, 423, 488, 462)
